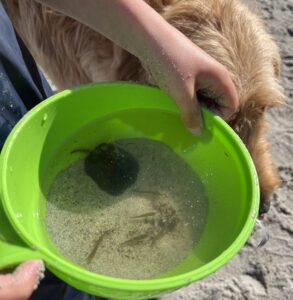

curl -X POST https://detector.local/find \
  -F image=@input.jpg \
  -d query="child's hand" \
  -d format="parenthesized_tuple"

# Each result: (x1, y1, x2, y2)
(140, 29, 239, 133)
(0, 260, 44, 300)
(36, 0, 239, 133)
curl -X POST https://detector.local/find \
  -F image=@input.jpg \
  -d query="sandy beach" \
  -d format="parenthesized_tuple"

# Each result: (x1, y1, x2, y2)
(161, 0, 293, 299)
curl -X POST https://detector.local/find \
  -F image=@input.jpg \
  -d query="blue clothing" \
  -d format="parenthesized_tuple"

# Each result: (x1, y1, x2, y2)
(0, 2, 96, 300)
(0, 2, 52, 149)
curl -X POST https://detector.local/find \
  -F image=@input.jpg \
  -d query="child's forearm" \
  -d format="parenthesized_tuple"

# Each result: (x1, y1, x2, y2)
(36, 0, 239, 132)
(35, 0, 173, 61)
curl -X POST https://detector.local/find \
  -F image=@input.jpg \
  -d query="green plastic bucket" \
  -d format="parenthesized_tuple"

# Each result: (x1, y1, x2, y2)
(0, 83, 259, 299)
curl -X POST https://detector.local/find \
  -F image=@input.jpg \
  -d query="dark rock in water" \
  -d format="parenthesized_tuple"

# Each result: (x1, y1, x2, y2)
(84, 142, 139, 196)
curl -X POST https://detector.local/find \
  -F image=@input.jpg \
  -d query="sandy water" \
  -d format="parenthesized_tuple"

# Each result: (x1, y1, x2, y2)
(45, 138, 208, 279)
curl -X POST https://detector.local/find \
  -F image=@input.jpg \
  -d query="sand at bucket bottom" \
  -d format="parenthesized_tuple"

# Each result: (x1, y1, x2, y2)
(45, 138, 208, 279)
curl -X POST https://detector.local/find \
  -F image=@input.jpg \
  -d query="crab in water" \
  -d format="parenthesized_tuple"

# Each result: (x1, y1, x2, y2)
(120, 199, 180, 248)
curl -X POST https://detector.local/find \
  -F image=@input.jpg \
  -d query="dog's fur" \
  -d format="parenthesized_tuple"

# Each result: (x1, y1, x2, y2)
(3, 0, 284, 213)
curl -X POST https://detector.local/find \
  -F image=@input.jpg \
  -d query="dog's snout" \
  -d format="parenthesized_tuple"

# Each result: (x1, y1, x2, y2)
(258, 198, 271, 219)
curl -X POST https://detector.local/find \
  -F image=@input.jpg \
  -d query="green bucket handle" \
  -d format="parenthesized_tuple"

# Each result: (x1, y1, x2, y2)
(0, 201, 43, 269)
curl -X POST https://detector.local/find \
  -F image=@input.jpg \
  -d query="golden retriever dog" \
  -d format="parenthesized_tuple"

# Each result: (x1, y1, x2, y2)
(3, 0, 284, 216)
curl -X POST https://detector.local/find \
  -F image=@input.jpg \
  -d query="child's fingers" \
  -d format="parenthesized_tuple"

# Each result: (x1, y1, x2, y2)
(209, 66, 239, 120)
(0, 260, 45, 300)
(175, 93, 203, 135)
(197, 60, 239, 120)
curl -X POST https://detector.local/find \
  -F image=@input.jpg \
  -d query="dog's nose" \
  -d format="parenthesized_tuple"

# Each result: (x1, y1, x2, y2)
(258, 198, 271, 219)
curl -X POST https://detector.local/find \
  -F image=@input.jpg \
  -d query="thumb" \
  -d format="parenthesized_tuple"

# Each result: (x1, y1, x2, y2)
(0, 260, 45, 300)
(176, 92, 203, 135)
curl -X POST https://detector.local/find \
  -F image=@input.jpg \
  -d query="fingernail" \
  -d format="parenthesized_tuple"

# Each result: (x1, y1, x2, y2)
(34, 261, 45, 290)
(29, 260, 45, 291)
(188, 126, 202, 136)
(14, 260, 45, 289)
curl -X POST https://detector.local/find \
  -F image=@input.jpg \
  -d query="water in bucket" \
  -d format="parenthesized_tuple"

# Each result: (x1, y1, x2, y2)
(45, 137, 208, 279)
